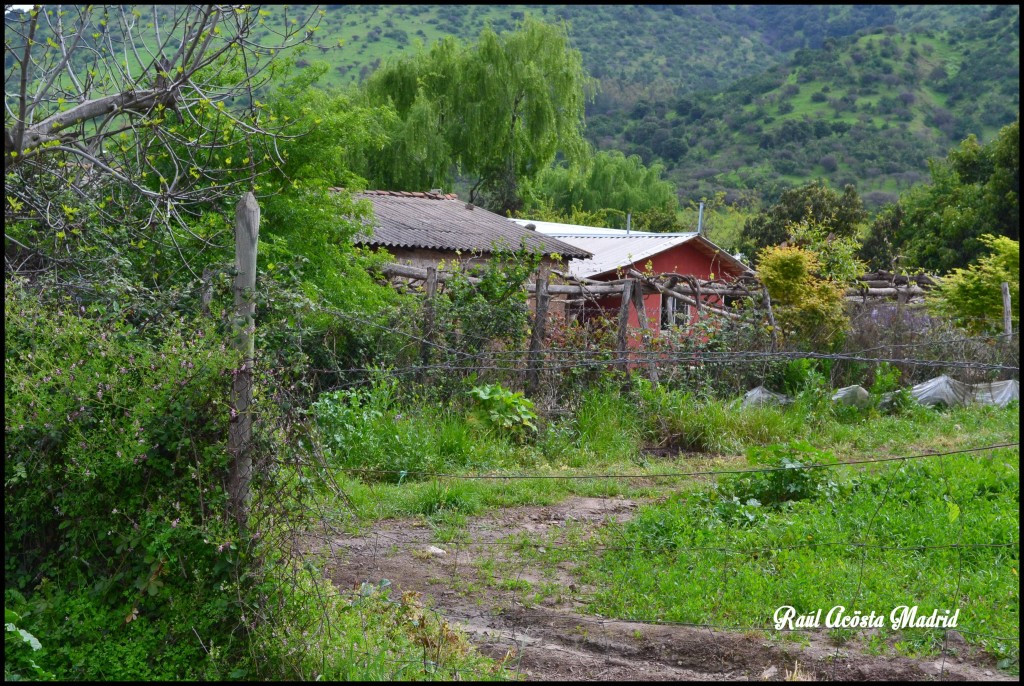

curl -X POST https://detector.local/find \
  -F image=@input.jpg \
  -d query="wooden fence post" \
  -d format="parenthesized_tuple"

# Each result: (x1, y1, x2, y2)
(630, 284, 660, 384)
(1001, 281, 1013, 337)
(419, 266, 438, 382)
(201, 265, 214, 317)
(616, 280, 633, 374)
(527, 264, 551, 394)
(227, 192, 259, 531)
(761, 286, 778, 352)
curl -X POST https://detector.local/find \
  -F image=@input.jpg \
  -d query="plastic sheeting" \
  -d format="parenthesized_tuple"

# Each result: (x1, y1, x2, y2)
(879, 376, 1019, 409)
(744, 377, 1018, 410)
(970, 379, 1019, 408)
(831, 385, 871, 407)
(742, 385, 792, 407)
(909, 375, 973, 408)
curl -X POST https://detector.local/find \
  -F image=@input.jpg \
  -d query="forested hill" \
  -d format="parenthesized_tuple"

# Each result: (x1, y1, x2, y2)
(298, 4, 1019, 207)
(599, 5, 1020, 206)
(308, 5, 1000, 102)
(8, 5, 1017, 206)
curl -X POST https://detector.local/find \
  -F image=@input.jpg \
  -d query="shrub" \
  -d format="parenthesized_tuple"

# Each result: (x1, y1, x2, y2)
(716, 440, 839, 508)
(5, 278, 241, 679)
(311, 378, 438, 479)
(468, 383, 538, 442)
(928, 234, 1019, 334)
(758, 245, 849, 350)
(5, 608, 53, 680)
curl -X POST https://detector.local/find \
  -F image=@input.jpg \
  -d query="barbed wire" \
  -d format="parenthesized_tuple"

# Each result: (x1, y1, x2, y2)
(325, 529, 1020, 555)
(311, 299, 1018, 359)
(329, 443, 1018, 481)
(9, 276, 1018, 680)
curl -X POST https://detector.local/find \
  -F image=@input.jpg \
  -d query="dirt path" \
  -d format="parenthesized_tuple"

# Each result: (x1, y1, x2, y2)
(313, 496, 1014, 681)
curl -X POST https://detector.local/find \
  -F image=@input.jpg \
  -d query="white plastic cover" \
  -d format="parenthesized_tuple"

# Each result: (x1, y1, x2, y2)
(909, 375, 973, 408)
(742, 385, 792, 407)
(751, 376, 1017, 411)
(970, 379, 1019, 408)
(831, 385, 871, 407)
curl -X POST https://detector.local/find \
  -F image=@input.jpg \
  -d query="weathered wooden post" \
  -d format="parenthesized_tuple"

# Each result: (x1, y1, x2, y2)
(761, 286, 778, 352)
(527, 264, 551, 394)
(1001, 282, 1013, 337)
(630, 283, 659, 384)
(419, 266, 438, 383)
(201, 265, 214, 317)
(616, 280, 634, 374)
(227, 192, 259, 531)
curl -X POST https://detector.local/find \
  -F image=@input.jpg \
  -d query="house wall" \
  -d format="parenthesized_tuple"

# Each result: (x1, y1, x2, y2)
(584, 242, 742, 330)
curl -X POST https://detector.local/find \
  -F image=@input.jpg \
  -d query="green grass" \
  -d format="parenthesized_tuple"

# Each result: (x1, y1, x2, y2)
(248, 570, 512, 680)
(322, 381, 1018, 524)
(319, 381, 1018, 670)
(577, 443, 1018, 664)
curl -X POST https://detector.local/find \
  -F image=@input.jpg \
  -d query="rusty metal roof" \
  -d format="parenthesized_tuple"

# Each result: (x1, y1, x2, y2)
(510, 219, 751, 279)
(347, 190, 591, 259)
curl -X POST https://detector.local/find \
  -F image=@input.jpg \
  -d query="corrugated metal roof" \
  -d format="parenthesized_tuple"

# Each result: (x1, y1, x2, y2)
(348, 191, 591, 259)
(510, 219, 750, 279)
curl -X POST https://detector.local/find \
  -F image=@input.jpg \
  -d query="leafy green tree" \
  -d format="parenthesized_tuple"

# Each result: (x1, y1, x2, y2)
(859, 202, 905, 271)
(928, 234, 1019, 334)
(359, 16, 595, 214)
(758, 245, 849, 350)
(788, 218, 867, 283)
(261, 65, 403, 314)
(631, 205, 687, 233)
(522, 149, 678, 224)
(512, 197, 621, 228)
(740, 180, 867, 263)
(880, 118, 1019, 273)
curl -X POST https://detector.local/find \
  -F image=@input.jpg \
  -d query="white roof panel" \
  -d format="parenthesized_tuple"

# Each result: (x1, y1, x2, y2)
(510, 218, 735, 280)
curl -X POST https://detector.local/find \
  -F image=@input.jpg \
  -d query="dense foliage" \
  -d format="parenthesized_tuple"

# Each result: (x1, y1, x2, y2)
(586, 7, 1019, 206)
(928, 235, 1020, 334)
(740, 180, 867, 262)
(757, 245, 849, 349)
(522, 150, 678, 224)
(863, 118, 1020, 273)
(5, 281, 241, 679)
(355, 16, 594, 214)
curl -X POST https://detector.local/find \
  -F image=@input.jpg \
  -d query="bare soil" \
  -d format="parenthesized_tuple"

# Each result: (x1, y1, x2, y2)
(311, 496, 1016, 681)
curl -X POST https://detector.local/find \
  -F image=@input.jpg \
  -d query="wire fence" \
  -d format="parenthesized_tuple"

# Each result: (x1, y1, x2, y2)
(294, 295, 1019, 406)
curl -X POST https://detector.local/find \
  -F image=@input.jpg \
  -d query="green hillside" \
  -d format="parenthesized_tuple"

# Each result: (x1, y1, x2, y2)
(283, 5, 1020, 207)
(7, 4, 1017, 208)
(591, 6, 1020, 205)
(296, 5, 1001, 100)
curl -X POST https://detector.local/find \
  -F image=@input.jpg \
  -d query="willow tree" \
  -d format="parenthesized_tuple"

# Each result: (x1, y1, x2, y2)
(360, 16, 595, 214)
(524, 149, 678, 221)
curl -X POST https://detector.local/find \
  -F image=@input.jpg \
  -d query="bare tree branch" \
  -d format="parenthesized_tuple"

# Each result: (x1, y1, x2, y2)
(5, 4, 321, 286)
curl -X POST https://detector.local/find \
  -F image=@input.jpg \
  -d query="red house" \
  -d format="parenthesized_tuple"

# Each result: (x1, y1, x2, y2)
(511, 220, 750, 330)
